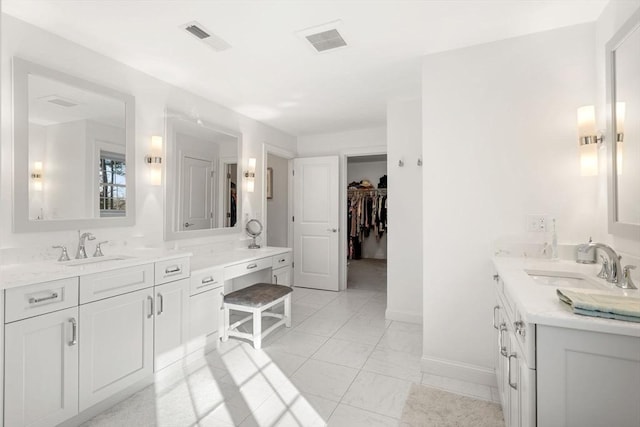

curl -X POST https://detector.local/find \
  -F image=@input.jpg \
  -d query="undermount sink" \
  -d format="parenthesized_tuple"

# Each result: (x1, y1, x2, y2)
(63, 255, 134, 267)
(525, 269, 603, 290)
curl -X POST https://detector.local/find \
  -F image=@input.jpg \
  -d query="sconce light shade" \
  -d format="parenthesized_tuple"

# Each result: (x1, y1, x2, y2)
(31, 161, 43, 191)
(579, 143, 598, 176)
(146, 136, 163, 186)
(245, 157, 256, 192)
(577, 105, 602, 176)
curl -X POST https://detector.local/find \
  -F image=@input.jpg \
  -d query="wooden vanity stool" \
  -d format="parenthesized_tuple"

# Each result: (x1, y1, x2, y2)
(220, 283, 292, 349)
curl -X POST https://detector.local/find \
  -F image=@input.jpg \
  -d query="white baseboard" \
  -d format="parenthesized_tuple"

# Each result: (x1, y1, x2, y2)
(385, 309, 422, 324)
(421, 355, 497, 387)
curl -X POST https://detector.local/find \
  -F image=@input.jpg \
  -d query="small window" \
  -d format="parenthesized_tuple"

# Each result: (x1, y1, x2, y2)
(99, 151, 126, 217)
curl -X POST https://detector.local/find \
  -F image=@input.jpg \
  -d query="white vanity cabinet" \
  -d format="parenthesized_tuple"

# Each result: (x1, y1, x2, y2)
(187, 268, 224, 355)
(154, 278, 190, 371)
(5, 307, 79, 427)
(272, 253, 292, 286)
(3, 277, 80, 427)
(537, 326, 640, 427)
(493, 275, 536, 427)
(78, 286, 154, 411)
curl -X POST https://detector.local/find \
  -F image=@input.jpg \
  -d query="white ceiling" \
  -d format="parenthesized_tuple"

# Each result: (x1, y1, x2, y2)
(3, 0, 609, 136)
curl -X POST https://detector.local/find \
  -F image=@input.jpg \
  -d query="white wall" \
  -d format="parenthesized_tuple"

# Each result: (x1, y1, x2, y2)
(595, 0, 640, 257)
(347, 159, 387, 260)
(297, 127, 386, 157)
(387, 98, 422, 324)
(266, 153, 289, 248)
(421, 23, 598, 385)
(0, 14, 296, 255)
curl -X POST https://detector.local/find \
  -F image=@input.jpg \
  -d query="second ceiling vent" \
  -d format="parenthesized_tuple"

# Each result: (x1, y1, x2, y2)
(297, 20, 348, 54)
(181, 21, 231, 52)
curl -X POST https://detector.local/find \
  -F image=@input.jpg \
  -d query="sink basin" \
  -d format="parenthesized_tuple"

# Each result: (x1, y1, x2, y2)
(63, 255, 134, 267)
(525, 270, 603, 290)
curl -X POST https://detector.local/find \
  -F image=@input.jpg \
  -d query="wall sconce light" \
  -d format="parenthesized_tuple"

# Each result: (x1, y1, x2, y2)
(31, 161, 43, 191)
(245, 158, 256, 192)
(577, 105, 603, 176)
(145, 135, 163, 186)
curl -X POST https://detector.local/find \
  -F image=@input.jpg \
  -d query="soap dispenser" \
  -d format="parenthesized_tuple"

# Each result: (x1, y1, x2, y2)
(576, 237, 597, 264)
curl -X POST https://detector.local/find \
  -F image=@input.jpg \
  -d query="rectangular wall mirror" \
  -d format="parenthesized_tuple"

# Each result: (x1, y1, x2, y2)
(606, 8, 640, 239)
(164, 111, 243, 240)
(12, 57, 136, 232)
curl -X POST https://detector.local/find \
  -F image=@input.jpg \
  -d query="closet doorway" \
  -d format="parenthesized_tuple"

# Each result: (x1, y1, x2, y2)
(346, 155, 387, 292)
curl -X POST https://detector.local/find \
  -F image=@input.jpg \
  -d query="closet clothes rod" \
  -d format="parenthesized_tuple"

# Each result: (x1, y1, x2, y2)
(347, 188, 387, 195)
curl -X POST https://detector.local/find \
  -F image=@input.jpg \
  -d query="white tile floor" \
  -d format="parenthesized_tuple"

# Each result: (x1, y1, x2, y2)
(82, 260, 499, 426)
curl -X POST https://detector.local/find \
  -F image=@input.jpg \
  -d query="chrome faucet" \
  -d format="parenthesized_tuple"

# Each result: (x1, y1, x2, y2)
(76, 231, 96, 259)
(587, 243, 623, 285)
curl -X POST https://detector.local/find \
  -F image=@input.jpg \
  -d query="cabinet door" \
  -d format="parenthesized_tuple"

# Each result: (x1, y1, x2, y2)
(272, 266, 292, 286)
(537, 325, 640, 427)
(155, 278, 189, 371)
(187, 287, 223, 355)
(5, 307, 79, 427)
(79, 288, 154, 411)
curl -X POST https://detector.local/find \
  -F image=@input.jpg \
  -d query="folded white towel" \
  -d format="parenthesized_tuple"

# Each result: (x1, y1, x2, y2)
(557, 289, 640, 323)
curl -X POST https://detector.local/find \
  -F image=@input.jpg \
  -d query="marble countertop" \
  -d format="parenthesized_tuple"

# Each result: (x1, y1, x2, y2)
(493, 257, 640, 337)
(0, 246, 293, 290)
(0, 248, 191, 290)
(190, 246, 292, 272)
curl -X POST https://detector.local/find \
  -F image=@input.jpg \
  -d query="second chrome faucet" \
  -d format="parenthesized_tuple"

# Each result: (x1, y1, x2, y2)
(582, 242, 637, 289)
(76, 230, 96, 259)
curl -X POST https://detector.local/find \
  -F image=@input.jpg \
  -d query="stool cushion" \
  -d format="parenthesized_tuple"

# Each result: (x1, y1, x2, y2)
(224, 283, 293, 308)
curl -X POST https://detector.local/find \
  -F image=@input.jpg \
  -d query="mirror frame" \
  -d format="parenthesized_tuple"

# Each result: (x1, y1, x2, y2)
(12, 57, 136, 232)
(606, 7, 640, 239)
(164, 110, 243, 241)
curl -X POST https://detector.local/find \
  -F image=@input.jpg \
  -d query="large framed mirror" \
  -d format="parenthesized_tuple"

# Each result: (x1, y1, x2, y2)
(12, 58, 136, 232)
(606, 7, 640, 239)
(164, 111, 243, 240)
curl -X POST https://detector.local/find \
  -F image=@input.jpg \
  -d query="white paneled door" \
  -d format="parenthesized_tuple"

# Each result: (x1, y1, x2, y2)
(293, 156, 339, 291)
(181, 155, 213, 230)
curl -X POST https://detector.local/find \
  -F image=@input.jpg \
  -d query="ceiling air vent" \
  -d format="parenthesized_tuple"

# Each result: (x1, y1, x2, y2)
(181, 21, 231, 52)
(297, 20, 349, 54)
(305, 29, 347, 52)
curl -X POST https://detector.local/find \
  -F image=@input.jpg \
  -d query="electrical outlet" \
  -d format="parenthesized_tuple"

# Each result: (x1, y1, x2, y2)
(526, 214, 548, 232)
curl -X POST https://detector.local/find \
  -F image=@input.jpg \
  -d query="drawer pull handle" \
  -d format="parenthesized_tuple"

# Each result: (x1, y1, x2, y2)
(278, 258, 285, 263)
(247, 263, 258, 270)
(147, 295, 154, 319)
(498, 323, 507, 357)
(157, 293, 164, 315)
(165, 266, 182, 275)
(508, 353, 518, 390)
(201, 276, 216, 284)
(29, 292, 59, 304)
(69, 318, 77, 346)
(492, 305, 500, 330)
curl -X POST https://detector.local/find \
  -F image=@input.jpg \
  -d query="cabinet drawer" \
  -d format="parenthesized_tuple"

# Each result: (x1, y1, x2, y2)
(155, 257, 190, 285)
(272, 251, 292, 268)
(190, 268, 224, 296)
(224, 257, 272, 280)
(80, 264, 154, 304)
(5, 277, 79, 323)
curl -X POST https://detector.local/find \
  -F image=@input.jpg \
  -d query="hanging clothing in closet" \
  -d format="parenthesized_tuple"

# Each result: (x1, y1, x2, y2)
(347, 189, 387, 260)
